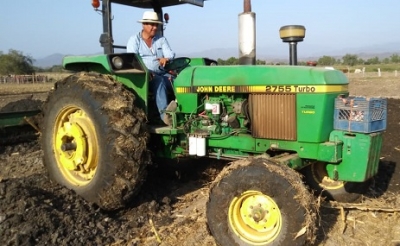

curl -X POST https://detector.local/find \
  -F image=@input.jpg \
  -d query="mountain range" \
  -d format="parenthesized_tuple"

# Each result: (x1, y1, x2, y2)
(33, 42, 400, 68)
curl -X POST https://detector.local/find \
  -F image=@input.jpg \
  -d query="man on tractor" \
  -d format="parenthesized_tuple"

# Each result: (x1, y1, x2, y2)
(127, 11, 177, 126)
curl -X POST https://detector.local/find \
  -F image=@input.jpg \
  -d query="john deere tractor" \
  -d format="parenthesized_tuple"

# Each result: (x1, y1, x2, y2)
(40, 0, 387, 245)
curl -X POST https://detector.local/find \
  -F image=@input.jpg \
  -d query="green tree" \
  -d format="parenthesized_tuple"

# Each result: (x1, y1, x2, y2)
(217, 58, 269, 65)
(256, 59, 266, 65)
(298, 61, 308, 66)
(342, 54, 359, 66)
(366, 56, 380, 65)
(317, 56, 336, 66)
(390, 53, 400, 63)
(0, 49, 35, 75)
(217, 58, 226, 65)
(225, 57, 239, 65)
(50, 65, 64, 72)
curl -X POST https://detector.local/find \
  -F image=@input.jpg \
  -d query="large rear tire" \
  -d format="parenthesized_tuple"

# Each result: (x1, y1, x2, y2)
(207, 158, 317, 246)
(41, 73, 150, 210)
(301, 162, 370, 203)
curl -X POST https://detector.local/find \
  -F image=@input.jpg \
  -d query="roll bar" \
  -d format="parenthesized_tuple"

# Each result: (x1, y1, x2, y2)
(99, 0, 204, 54)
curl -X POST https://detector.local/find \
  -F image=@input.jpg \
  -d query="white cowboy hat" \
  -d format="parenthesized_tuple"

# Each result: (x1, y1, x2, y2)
(138, 11, 163, 24)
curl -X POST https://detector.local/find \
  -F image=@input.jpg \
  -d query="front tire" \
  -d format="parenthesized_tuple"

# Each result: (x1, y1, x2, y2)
(41, 73, 150, 210)
(301, 162, 370, 203)
(207, 158, 316, 246)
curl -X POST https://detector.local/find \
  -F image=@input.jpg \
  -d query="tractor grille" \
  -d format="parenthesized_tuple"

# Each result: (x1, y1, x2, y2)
(250, 94, 297, 140)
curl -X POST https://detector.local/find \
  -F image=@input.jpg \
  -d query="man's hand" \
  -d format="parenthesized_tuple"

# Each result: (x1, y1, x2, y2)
(158, 58, 169, 67)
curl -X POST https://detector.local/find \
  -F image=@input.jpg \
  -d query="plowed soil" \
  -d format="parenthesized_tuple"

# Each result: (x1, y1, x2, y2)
(0, 72, 400, 246)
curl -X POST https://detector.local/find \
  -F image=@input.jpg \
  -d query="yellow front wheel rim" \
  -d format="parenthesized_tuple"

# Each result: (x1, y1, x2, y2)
(228, 190, 282, 245)
(311, 163, 344, 190)
(53, 106, 99, 186)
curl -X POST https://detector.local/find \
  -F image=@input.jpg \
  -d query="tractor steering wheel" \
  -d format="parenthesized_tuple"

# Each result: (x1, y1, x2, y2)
(160, 57, 191, 74)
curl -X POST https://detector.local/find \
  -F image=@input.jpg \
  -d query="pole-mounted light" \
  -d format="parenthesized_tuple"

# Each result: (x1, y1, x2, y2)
(92, 0, 100, 9)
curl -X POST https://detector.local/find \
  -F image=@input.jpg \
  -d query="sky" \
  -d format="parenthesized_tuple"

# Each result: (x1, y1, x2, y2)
(1, 0, 399, 59)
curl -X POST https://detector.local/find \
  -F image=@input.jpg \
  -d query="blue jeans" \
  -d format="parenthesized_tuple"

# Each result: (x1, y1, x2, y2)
(150, 73, 173, 120)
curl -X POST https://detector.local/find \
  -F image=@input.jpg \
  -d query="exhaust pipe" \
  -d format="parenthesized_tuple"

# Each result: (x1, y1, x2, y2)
(238, 0, 256, 65)
(279, 25, 306, 65)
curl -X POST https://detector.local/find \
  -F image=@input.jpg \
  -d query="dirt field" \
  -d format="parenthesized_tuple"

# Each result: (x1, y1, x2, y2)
(0, 72, 400, 246)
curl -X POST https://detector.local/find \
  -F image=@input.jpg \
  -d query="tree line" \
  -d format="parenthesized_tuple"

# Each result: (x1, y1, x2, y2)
(0, 49, 63, 75)
(218, 53, 400, 66)
(0, 49, 35, 75)
(316, 54, 400, 66)
(1, 49, 399, 75)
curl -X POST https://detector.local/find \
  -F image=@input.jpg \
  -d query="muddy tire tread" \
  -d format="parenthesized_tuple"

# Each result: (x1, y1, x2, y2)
(41, 72, 151, 210)
(207, 158, 317, 246)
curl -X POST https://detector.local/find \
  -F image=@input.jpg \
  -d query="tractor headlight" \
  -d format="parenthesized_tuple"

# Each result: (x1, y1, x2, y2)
(112, 56, 124, 69)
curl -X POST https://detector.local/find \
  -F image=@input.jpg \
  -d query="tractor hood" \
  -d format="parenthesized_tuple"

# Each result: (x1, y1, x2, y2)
(174, 65, 349, 94)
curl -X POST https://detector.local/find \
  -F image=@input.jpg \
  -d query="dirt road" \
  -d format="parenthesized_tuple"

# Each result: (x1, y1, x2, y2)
(0, 74, 399, 246)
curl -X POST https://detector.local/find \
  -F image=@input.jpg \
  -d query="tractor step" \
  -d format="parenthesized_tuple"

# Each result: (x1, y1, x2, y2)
(147, 125, 183, 134)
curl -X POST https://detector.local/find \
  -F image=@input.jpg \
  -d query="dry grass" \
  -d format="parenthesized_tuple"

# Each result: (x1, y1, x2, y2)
(36, 72, 71, 81)
(347, 72, 400, 99)
(0, 83, 54, 95)
(0, 73, 70, 95)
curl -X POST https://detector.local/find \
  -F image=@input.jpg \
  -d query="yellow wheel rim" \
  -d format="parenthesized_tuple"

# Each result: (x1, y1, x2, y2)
(228, 190, 282, 245)
(311, 163, 344, 190)
(53, 105, 99, 186)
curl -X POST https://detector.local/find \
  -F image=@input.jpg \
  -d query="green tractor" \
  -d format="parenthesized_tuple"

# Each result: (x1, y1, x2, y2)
(40, 0, 387, 245)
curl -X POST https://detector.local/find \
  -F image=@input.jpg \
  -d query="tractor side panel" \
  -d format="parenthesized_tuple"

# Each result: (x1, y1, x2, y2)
(296, 93, 346, 143)
(174, 65, 349, 144)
